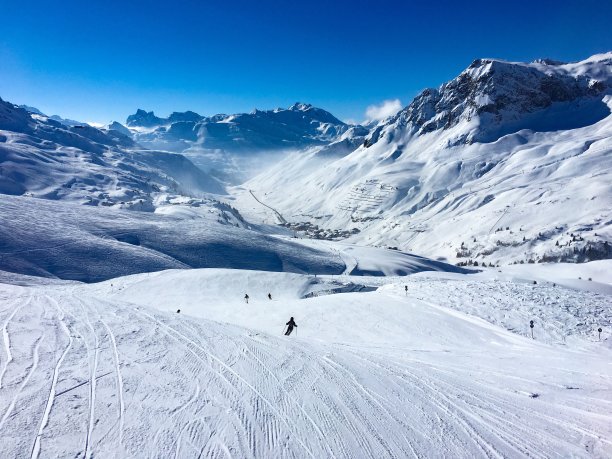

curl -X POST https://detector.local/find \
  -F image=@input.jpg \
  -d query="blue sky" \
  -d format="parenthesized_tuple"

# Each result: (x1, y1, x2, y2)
(1, 0, 610, 124)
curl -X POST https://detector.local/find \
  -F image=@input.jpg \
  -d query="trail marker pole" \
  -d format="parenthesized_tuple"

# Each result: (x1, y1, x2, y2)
(530, 320, 534, 339)
(598, 327, 602, 341)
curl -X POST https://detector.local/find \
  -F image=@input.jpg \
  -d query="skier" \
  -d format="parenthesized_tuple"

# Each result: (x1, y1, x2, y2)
(268, 293, 272, 300)
(244, 294, 249, 304)
(404, 285, 408, 296)
(284, 317, 297, 336)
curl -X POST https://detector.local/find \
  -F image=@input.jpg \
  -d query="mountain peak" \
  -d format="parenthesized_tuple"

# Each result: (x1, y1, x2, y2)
(289, 102, 314, 112)
(18, 104, 45, 116)
(532, 58, 567, 66)
(376, 52, 611, 145)
(126, 109, 164, 128)
(105, 121, 132, 137)
(168, 110, 203, 123)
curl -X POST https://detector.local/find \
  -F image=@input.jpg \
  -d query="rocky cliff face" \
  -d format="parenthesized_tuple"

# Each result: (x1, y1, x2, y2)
(126, 109, 166, 127)
(370, 53, 611, 145)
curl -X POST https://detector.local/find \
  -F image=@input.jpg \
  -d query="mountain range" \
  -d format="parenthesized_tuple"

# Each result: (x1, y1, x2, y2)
(3, 49, 611, 459)
(242, 52, 612, 265)
(3, 51, 611, 268)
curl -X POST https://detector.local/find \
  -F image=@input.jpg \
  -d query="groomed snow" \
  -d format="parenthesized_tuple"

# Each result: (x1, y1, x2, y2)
(1, 264, 611, 458)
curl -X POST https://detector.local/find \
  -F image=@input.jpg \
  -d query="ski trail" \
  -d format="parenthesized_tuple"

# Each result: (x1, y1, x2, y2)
(30, 296, 73, 459)
(133, 308, 316, 459)
(403, 368, 505, 458)
(99, 315, 125, 446)
(350, 351, 508, 458)
(2, 281, 610, 457)
(248, 189, 287, 224)
(157, 382, 200, 454)
(321, 353, 420, 458)
(0, 335, 43, 430)
(0, 295, 30, 389)
(173, 419, 194, 459)
(241, 339, 337, 459)
(318, 356, 398, 458)
(76, 297, 100, 459)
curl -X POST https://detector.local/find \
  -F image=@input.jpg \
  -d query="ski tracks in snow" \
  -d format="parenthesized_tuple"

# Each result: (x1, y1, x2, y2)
(1, 283, 611, 458)
(30, 295, 73, 459)
(0, 293, 35, 390)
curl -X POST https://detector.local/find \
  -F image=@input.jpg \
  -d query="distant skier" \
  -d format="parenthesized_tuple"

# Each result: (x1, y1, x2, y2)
(284, 317, 297, 336)
(244, 294, 249, 304)
(404, 285, 408, 296)
(268, 293, 272, 300)
(177, 309, 181, 313)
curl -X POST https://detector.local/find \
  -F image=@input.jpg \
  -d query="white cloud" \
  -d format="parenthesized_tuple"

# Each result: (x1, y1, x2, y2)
(365, 99, 402, 121)
(86, 121, 105, 128)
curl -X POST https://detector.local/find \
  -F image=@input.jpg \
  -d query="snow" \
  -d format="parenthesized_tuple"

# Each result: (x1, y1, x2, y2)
(1, 265, 611, 457)
(1, 51, 612, 458)
(0, 99, 224, 202)
(0, 195, 346, 282)
(238, 73, 612, 266)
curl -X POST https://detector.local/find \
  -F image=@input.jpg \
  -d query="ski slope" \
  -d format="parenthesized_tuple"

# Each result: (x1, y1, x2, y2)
(1, 266, 611, 458)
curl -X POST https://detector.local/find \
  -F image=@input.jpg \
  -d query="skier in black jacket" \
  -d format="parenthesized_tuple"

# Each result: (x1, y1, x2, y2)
(284, 317, 297, 336)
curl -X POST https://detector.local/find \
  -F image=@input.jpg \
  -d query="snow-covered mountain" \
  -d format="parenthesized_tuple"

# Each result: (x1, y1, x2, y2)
(1, 53, 612, 459)
(3, 53, 611, 270)
(126, 108, 203, 127)
(372, 52, 611, 145)
(18, 104, 87, 127)
(238, 52, 612, 266)
(126, 102, 356, 152)
(0, 97, 224, 207)
(2, 96, 461, 282)
(118, 103, 368, 182)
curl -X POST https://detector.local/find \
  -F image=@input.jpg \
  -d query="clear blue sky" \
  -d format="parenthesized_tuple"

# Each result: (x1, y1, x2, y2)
(1, 0, 610, 124)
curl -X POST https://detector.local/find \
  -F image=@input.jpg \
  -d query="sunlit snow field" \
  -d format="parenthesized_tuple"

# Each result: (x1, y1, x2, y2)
(1, 259, 611, 458)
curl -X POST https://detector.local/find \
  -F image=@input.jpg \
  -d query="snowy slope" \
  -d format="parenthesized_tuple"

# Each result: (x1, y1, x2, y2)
(1, 266, 611, 458)
(0, 192, 473, 282)
(0, 195, 344, 282)
(239, 53, 612, 266)
(95, 264, 612, 346)
(0, 98, 225, 205)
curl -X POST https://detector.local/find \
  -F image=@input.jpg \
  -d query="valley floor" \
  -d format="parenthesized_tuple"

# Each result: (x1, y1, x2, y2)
(1, 265, 611, 458)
